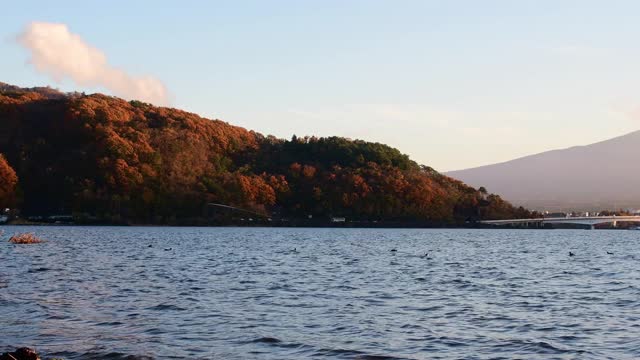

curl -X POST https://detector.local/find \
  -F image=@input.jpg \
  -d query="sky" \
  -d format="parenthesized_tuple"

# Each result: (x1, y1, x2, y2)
(2, 0, 640, 171)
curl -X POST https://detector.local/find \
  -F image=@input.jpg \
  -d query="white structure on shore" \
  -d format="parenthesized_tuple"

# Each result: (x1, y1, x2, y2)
(481, 215, 640, 230)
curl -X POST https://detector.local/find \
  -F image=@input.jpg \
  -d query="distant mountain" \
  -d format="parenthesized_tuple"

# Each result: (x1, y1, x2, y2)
(0, 82, 533, 225)
(446, 131, 640, 211)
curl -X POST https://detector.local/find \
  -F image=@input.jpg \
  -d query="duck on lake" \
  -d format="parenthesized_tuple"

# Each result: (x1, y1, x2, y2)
(569, 251, 575, 257)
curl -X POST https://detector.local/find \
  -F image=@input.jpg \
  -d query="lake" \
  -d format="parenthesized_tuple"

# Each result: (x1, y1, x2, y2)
(1, 226, 639, 359)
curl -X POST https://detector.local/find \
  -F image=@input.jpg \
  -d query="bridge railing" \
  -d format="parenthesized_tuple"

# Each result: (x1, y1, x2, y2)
(480, 215, 640, 225)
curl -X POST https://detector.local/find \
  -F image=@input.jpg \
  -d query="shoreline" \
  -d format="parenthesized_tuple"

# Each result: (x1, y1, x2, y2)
(1, 221, 634, 230)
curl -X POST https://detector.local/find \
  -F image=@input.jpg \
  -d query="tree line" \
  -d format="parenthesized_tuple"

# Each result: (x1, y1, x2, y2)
(0, 83, 536, 225)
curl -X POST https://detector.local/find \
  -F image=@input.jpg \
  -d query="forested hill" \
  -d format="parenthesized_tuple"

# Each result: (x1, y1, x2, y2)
(0, 83, 533, 225)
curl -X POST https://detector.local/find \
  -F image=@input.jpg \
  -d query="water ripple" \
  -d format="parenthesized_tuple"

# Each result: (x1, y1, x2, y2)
(1, 226, 640, 359)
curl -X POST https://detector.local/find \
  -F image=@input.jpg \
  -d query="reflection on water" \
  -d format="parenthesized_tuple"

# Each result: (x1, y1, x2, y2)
(1, 226, 639, 359)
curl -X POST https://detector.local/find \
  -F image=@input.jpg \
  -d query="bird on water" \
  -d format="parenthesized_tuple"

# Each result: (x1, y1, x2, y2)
(569, 251, 575, 257)
(606, 251, 614, 255)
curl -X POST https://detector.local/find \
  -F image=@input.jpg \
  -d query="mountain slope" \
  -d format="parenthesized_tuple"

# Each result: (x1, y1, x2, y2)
(0, 82, 532, 224)
(446, 131, 640, 211)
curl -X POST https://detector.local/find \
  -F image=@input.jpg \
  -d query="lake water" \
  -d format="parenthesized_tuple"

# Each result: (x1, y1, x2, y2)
(1, 226, 640, 359)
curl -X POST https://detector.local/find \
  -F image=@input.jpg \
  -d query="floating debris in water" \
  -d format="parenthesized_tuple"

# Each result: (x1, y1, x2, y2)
(8, 233, 46, 244)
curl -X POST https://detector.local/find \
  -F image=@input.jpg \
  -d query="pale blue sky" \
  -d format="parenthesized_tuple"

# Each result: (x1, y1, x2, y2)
(2, 0, 640, 171)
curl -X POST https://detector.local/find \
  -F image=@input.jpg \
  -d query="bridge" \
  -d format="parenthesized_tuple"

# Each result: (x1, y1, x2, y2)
(479, 216, 640, 229)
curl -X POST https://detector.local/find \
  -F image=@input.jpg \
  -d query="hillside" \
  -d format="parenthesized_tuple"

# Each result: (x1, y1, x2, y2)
(0, 83, 532, 225)
(446, 131, 640, 211)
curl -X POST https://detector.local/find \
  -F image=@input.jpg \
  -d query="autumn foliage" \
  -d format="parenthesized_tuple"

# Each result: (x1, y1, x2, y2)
(0, 153, 17, 207)
(0, 82, 534, 224)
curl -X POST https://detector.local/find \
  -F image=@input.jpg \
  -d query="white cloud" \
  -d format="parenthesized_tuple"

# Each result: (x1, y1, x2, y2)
(17, 21, 170, 105)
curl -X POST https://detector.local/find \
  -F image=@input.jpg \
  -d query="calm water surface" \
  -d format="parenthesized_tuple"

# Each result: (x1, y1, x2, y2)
(1, 226, 640, 359)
